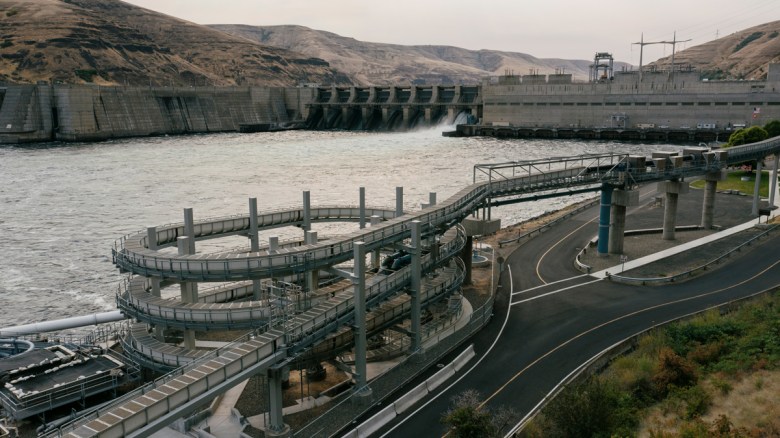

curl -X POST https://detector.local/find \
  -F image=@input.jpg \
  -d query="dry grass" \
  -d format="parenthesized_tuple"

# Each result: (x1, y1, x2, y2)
(639, 369, 780, 436)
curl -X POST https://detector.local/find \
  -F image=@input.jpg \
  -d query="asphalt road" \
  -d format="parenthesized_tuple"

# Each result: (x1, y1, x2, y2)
(377, 184, 779, 437)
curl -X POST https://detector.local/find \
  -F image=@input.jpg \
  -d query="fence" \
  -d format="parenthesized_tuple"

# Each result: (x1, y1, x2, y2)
(293, 294, 494, 437)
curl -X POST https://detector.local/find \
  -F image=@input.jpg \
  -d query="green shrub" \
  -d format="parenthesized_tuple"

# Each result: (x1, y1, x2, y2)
(5, 8, 18, 17)
(0, 40, 12, 48)
(764, 120, 780, 137)
(734, 32, 764, 53)
(543, 377, 637, 437)
(75, 69, 98, 82)
(728, 126, 768, 146)
(652, 347, 698, 397)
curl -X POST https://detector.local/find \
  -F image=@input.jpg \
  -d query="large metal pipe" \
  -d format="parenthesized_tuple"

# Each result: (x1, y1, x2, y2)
(0, 311, 126, 337)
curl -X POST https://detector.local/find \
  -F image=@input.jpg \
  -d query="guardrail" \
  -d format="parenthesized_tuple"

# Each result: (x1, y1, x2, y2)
(607, 223, 779, 285)
(506, 283, 780, 437)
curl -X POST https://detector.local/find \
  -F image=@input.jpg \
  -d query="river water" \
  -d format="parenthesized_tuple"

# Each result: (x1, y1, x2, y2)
(0, 127, 680, 329)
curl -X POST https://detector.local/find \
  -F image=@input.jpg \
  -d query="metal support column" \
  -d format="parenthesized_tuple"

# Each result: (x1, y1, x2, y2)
(395, 186, 404, 217)
(410, 221, 422, 358)
(266, 367, 291, 437)
(770, 154, 779, 208)
(370, 215, 381, 269)
(752, 160, 764, 216)
(147, 226, 163, 341)
(302, 190, 311, 232)
(305, 231, 318, 298)
(359, 187, 366, 229)
(352, 242, 373, 402)
(597, 184, 613, 255)
(249, 198, 261, 300)
(460, 235, 473, 284)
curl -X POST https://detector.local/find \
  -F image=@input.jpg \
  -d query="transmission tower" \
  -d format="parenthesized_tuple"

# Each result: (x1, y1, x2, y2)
(632, 31, 691, 81)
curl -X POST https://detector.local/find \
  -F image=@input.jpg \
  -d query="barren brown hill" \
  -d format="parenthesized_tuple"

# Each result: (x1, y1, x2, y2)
(210, 24, 625, 85)
(651, 20, 780, 80)
(0, 0, 350, 86)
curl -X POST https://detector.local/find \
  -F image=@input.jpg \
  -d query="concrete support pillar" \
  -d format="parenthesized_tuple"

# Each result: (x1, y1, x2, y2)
(597, 185, 613, 255)
(177, 236, 196, 350)
(752, 160, 764, 216)
(608, 204, 626, 254)
(659, 180, 689, 240)
(352, 242, 373, 402)
(361, 107, 370, 121)
(663, 192, 679, 240)
(249, 198, 261, 300)
(402, 106, 412, 125)
(302, 191, 311, 232)
(359, 187, 366, 229)
(269, 236, 279, 253)
(266, 367, 291, 437)
(608, 189, 639, 255)
(424, 107, 432, 123)
(447, 107, 457, 124)
(381, 107, 390, 124)
(701, 179, 717, 229)
(341, 107, 349, 123)
(410, 221, 423, 358)
(370, 216, 381, 269)
(770, 154, 779, 208)
(183, 207, 195, 254)
(395, 186, 404, 217)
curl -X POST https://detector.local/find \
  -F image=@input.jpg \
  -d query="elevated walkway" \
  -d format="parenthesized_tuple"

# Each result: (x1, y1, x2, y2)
(51, 138, 780, 437)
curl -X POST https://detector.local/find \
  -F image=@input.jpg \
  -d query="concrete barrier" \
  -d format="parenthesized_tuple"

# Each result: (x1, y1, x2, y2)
(425, 363, 456, 392)
(354, 404, 397, 438)
(451, 344, 475, 372)
(393, 381, 429, 414)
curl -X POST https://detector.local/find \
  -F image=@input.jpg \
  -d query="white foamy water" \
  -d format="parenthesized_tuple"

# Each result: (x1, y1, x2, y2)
(0, 128, 678, 328)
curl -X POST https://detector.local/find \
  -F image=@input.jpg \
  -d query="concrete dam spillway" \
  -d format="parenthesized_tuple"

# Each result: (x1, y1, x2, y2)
(0, 83, 480, 143)
(3, 62, 780, 143)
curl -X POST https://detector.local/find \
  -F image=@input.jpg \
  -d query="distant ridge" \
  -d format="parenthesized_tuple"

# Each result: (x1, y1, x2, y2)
(210, 24, 631, 85)
(0, 0, 350, 86)
(650, 20, 780, 80)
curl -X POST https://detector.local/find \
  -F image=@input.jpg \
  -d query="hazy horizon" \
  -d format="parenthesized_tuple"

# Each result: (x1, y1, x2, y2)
(123, 0, 779, 64)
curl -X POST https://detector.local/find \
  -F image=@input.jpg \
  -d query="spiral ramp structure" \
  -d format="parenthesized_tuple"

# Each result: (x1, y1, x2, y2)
(55, 142, 780, 437)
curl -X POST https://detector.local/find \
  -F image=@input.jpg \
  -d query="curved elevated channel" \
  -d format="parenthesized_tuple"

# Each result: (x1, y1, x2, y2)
(55, 139, 780, 437)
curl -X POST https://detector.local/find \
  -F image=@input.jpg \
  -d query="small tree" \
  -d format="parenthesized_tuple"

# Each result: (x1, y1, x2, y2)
(728, 126, 768, 146)
(442, 390, 496, 437)
(441, 389, 517, 437)
(763, 120, 780, 137)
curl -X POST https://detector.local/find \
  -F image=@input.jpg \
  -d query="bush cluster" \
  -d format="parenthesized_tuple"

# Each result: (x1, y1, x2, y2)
(523, 294, 780, 437)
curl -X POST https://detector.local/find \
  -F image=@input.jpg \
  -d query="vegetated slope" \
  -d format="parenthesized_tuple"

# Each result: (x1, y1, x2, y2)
(650, 20, 780, 80)
(0, 0, 350, 86)
(210, 24, 628, 85)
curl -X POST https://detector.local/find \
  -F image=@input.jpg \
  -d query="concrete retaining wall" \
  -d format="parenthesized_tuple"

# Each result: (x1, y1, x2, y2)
(0, 84, 311, 144)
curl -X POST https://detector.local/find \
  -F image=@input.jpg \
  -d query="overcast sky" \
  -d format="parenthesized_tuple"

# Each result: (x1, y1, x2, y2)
(124, 0, 779, 64)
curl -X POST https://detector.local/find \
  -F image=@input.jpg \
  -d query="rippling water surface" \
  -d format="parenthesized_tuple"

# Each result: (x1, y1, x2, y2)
(0, 128, 678, 328)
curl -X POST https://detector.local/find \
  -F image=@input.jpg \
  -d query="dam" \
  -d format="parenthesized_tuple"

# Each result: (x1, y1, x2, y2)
(3, 60, 780, 143)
